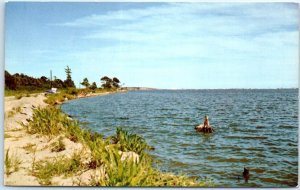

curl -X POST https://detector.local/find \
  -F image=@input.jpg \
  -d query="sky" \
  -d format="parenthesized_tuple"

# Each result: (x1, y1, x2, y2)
(5, 2, 299, 89)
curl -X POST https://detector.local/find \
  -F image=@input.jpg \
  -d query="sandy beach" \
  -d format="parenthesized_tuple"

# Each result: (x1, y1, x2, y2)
(4, 94, 86, 185)
(4, 91, 135, 186)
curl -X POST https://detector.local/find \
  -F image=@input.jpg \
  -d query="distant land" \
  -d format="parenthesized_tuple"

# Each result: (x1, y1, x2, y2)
(122, 87, 158, 91)
(123, 87, 298, 91)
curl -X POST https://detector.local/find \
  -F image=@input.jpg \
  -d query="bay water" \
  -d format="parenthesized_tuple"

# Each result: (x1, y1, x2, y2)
(61, 89, 298, 187)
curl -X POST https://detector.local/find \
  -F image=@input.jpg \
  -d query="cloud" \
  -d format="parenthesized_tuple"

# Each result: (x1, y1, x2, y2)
(8, 3, 298, 88)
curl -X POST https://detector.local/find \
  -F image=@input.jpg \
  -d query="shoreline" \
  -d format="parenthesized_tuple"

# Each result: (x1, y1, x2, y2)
(3, 90, 125, 185)
(4, 93, 88, 185)
(76, 89, 127, 99)
(4, 90, 205, 186)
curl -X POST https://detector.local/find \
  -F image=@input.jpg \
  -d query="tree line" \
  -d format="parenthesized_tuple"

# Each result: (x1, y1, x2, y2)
(5, 66, 121, 91)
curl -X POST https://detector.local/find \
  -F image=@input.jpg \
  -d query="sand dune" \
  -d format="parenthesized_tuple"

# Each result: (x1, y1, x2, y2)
(4, 92, 140, 186)
(4, 94, 88, 185)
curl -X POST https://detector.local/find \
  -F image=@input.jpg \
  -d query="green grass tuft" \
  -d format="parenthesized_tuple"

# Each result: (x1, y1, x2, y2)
(33, 152, 84, 185)
(15, 94, 24, 100)
(5, 149, 22, 176)
(112, 127, 153, 154)
(23, 143, 37, 153)
(26, 107, 69, 138)
(7, 106, 22, 118)
(50, 137, 66, 152)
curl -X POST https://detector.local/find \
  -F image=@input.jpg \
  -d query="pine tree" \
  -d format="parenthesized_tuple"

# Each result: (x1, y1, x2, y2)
(64, 66, 75, 88)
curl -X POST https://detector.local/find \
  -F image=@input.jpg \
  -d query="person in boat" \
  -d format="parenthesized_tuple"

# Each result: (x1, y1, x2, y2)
(203, 115, 210, 128)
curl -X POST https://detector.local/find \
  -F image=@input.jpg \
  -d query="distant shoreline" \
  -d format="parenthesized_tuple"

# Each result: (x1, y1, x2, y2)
(125, 87, 298, 91)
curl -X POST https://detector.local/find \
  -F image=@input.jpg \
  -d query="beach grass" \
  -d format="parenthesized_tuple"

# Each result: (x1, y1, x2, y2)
(5, 89, 44, 97)
(50, 137, 66, 152)
(23, 143, 37, 153)
(112, 128, 153, 154)
(44, 92, 76, 106)
(7, 106, 22, 118)
(25, 106, 209, 186)
(33, 152, 83, 185)
(5, 149, 22, 176)
(25, 107, 67, 138)
(43, 87, 121, 106)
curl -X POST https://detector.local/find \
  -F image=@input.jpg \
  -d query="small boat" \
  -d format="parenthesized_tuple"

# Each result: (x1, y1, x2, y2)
(195, 124, 214, 133)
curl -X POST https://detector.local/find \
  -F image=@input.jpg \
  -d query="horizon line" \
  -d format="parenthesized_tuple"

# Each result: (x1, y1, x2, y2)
(124, 87, 299, 90)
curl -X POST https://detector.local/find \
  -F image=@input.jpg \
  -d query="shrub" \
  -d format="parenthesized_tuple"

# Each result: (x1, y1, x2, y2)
(65, 88, 78, 95)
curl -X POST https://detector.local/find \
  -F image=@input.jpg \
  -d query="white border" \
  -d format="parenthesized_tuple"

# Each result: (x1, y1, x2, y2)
(0, 1, 299, 190)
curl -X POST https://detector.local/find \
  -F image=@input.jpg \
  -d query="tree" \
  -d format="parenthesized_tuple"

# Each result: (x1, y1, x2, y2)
(101, 76, 113, 89)
(112, 77, 120, 88)
(64, 66, 75, 88)
(40, 76, 48, 82)
(100, 76, 121, 89)
(90, 82, 97, 90)
(53, 78, 64, 88)
(65, 66, 72, 80)
(5, 70, 16, 90)
(80, 78, 90, 88)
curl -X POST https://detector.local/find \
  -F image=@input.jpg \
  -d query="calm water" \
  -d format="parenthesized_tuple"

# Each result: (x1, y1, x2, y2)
(61, 89, 298, 187)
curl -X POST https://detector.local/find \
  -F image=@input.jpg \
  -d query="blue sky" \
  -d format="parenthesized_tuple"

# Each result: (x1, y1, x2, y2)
(5, 2, 299, 89)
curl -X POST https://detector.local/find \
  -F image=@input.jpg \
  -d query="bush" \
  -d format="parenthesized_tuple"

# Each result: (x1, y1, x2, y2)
(65, 88, 78, 95)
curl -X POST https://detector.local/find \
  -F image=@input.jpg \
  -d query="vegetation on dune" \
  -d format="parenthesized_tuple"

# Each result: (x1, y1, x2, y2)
(7, 106, 22, 118)
(33, 152, 84, 185)
(22, 143, 37, 153)
(5, 149, 22, 176)
(112, 128, 153, 154)
(50, 137, 66, 152)
(24, 107, 68, 138)
(24, 106, 209, 186)
(44, 89, 77, 105)
(43, 87, 119, 106)
(5, 89, 42, 97)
